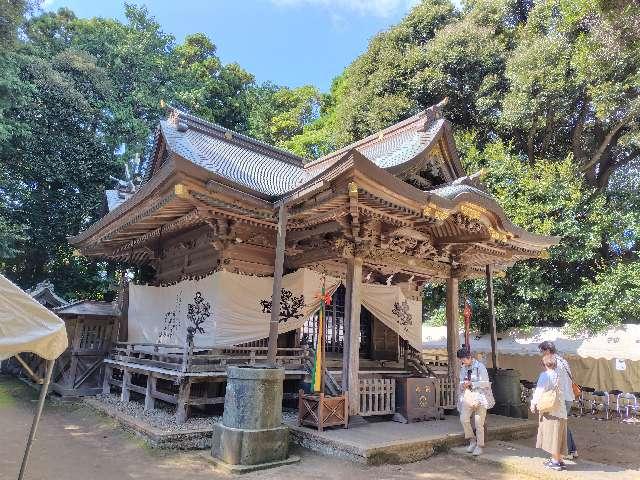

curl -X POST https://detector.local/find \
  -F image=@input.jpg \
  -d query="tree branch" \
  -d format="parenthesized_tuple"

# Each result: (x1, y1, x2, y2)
(571, 93, 588, 163)
(581, 117, 629, 172)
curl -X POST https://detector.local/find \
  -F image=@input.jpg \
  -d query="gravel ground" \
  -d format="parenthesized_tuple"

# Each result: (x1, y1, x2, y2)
(94, 393, 220, 432)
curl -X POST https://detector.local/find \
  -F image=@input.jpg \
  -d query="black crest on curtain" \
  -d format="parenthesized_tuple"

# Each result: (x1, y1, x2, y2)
(392, 300, 413, 326)
(260, 289, 305, 323)
(187, 291, 211, 337)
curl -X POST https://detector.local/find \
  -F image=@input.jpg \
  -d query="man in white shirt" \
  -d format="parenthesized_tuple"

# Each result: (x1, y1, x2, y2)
(539, 341, 577, 458)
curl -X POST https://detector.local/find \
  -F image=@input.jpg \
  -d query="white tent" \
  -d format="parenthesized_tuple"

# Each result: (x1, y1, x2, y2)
(423, 325, 640, 392)
(0, 273, 68, 480)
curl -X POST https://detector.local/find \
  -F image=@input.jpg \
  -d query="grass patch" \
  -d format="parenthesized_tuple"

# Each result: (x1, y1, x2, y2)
(0, 375, 36, 408)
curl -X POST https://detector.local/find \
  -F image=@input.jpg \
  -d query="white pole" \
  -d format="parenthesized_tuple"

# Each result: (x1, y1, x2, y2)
(18, 359, 54, 480)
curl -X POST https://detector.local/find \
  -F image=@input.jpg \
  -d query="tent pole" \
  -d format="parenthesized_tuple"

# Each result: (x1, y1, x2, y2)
(18, 358, 54, 480)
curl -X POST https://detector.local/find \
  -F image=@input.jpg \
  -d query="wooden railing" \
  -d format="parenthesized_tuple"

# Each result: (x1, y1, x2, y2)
(108, 342, 307, 373)
(359, 378, 396, 416)
(437, 375, 457, 410)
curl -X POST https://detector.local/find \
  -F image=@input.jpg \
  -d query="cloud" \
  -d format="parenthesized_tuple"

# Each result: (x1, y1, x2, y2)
(270, 0, 420, 18)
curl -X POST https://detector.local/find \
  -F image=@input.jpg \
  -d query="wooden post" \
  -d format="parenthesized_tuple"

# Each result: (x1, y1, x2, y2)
(486, 265, 499, 369)
(267, 203, 288, 365)
(342, 256, 363, 416)
(118, 277, 129, 342)
(102, 365, 112, 394)
(144, 374, 156, 411)
(175, 380, 191, 423)
(446, 276, 460, 387)
(120, 368, 131, 402)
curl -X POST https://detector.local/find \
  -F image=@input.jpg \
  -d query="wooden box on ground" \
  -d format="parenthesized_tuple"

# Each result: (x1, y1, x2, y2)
(393, 376, 444, 423)
(298, 390, 348, 431)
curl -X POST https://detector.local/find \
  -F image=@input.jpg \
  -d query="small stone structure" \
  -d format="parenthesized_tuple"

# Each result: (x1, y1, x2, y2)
(210, 365, 298, 471)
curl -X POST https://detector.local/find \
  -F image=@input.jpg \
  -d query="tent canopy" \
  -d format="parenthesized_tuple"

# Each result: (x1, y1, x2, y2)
(422, 324, 640, 361)
(0, 274, 68, 361)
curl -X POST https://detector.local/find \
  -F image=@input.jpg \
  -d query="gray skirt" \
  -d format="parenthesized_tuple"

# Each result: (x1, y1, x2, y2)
(536, 414, 568, 456)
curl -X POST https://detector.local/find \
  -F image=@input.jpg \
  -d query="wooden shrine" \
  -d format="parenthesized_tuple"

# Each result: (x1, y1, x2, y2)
(70, 99, 558, 421)
(6, 300, 118, 397)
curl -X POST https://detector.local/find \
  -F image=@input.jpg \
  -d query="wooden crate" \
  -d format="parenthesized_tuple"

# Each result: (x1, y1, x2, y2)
(298, 390, 349, 431)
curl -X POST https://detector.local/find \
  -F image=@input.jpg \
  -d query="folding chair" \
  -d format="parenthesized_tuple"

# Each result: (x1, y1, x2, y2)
(578, 386, 595, 416)
(616, 393, 639, 420)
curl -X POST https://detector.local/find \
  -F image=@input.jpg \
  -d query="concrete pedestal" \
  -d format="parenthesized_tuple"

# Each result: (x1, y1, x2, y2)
(211, 365, 299, 472)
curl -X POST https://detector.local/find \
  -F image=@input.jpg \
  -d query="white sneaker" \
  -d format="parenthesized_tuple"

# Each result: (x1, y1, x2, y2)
(466, 440, 477, 453)
(472, 446, 483, 456)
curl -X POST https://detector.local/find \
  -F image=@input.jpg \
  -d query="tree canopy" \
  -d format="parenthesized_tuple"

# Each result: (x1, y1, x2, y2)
(1, 0, 638, 333)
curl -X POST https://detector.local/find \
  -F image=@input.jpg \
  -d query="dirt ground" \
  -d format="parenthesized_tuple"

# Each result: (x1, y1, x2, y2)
(514, 413, 640, 470)
(1, 374, 637, 480)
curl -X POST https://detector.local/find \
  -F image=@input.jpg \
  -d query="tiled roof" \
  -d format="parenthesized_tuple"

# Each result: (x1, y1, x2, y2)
(55, 300, 117, 317)
(161, 120, 310, 197)
(360, 119, 443, 169)
(152, 104, 452, 198)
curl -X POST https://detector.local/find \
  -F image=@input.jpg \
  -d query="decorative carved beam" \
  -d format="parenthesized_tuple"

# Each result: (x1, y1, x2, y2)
(348, 182, 360, 240)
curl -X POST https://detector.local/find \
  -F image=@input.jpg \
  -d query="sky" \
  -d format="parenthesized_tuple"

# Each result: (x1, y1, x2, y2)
(42, 0, 432, 92)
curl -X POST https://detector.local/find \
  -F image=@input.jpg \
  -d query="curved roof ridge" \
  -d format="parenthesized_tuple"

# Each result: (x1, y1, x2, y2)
(169, 106, 307, 168)
(304, 102, 446, 172)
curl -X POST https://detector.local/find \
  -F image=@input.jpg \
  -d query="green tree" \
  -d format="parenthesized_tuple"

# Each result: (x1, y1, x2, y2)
(247, 83, 324, 156)
(175, 33, 255, 132)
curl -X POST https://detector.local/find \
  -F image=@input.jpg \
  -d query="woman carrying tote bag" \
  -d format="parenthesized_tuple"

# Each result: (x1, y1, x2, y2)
(530, 354, 568, 471)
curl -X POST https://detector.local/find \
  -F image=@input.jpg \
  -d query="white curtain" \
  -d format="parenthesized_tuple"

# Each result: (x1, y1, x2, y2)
(361, 283, 423, 350)
(128, 268, 340, 348)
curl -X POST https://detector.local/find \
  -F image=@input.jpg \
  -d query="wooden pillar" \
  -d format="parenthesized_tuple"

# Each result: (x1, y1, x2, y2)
(144, 374, 156, 411)
(267, 203, 288, 365)
(175, 380, 191, 423)
(120, 368, 131, 402)
(342, 256, 363, 415)
(446, 276, 460, 385)
(118, 277, 129, 342)
(102, 365, 112, 394)
(486, 265, 499, 369)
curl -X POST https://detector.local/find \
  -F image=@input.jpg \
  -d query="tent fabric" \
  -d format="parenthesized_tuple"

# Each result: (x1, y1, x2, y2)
(128, 269, 341, 348)
(422, 325, 640, 361)
(422, 325, 640, 392)
(0, 274, 68, 361)
(361, 283, 422, 350)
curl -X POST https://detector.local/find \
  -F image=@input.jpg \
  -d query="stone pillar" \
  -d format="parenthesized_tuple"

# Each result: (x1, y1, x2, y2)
(211, 366, 296, 471)
(342, 256, 363, 416)
(446, 276, 460, 386)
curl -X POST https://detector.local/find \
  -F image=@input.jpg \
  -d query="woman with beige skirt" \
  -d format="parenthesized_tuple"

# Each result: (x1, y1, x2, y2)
(530, 354, 568, 471)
